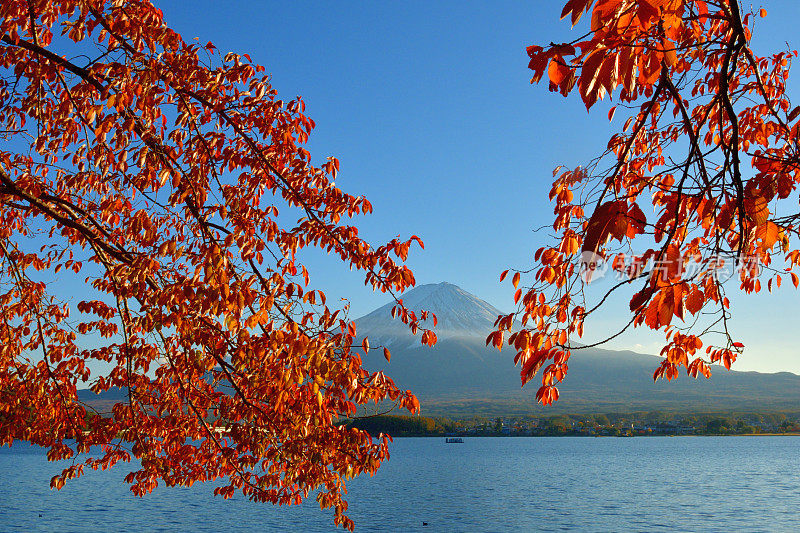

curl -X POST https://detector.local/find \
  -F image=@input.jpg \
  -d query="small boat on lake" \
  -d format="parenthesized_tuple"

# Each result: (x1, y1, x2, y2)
(445, 437, 464, 443)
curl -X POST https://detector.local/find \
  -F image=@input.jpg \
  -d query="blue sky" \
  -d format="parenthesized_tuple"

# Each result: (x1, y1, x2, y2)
(157, 2, 800, 374)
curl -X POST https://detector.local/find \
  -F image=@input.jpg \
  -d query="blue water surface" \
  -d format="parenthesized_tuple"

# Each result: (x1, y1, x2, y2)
(1, 436, 799, 532)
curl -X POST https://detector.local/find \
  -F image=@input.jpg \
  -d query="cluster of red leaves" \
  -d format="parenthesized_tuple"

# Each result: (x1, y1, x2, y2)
(0, 1, 433, 529)
(495, 0, 800, 406)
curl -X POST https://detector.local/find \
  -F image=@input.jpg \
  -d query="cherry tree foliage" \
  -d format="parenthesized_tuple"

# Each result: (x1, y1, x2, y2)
(495, 0, 799, 405)
(0, 1, 435, 528)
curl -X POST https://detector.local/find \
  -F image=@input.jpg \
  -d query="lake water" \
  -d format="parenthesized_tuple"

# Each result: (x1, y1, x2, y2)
(1, 436, 799, 532)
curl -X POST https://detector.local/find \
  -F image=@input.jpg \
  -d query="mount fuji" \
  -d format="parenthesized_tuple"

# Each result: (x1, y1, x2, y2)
(356, 282, 800, 416)
(355, 282, 502, 347)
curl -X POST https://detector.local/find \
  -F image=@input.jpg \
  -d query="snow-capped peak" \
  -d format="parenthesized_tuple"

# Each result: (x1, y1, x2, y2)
(354, 282, 504, 343)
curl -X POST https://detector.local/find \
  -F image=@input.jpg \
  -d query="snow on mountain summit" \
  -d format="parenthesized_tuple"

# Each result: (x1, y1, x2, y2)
(354, 282, 504, 342)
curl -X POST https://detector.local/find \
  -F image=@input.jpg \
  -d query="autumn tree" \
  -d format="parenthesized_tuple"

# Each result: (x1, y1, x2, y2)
(0, 1, 435, 529)
(495, 0, 800, 405)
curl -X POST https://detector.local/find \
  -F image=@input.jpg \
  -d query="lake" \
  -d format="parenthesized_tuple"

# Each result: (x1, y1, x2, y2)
(2, 436, 799, 532)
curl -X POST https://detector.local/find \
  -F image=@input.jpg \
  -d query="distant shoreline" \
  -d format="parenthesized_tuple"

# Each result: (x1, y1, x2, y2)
(734, 432, 800, 437)
(390, 433, 800, 438)
(345, 413, 800, 438)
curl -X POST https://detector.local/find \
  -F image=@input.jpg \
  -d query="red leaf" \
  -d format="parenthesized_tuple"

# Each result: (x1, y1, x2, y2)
(579, 49, 606, 109)
(630, 289, 649, 311)
(582, 200, 628, 255)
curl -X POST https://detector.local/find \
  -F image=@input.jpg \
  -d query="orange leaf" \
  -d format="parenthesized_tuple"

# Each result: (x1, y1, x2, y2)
(685, 288, 704, 315)
(548, 57, 571, 86)
(658, 287, 674, 327)
(560, 0, 592, 25)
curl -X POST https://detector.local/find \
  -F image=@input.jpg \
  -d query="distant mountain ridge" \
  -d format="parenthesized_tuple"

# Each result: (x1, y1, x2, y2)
(356, 282, 800, 416)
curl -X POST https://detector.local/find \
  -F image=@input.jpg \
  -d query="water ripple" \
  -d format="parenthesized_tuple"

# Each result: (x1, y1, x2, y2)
(2, 436, 800, 531)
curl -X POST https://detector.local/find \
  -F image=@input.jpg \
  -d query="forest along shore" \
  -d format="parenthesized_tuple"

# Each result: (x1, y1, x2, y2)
(343, 413, 800, 437)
